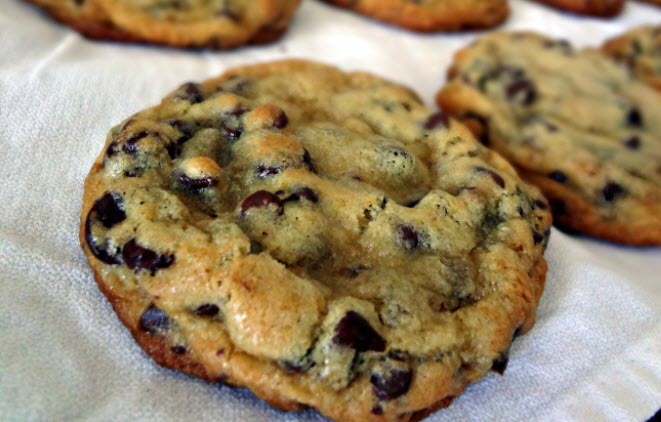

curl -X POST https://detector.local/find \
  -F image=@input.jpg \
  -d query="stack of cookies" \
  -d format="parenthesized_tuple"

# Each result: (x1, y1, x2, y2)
(21, 0, 659, 420)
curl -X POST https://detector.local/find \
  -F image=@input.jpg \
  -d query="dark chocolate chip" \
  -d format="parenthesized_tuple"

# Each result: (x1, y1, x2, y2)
(179, 174, 219, 191)
(240, 190, 284, 216)
(623, 136, 641, 150)
(532, 230, 544, 244)
(194, 304, 219, 317)
(370, 369, 413, 401)
(404, 198, 422, 208)
(166, 142, 181, 159)
(548, 171, 567, 184)
(302, 149, 317, 173)
(371, 405, 384, 415)
(491, 351, 509, 375)
(256, 165, 282, 179)
(332, 311, 386, 352)
(278, 356, 314, 374)
(505, 78, 537, 105)
(273, 110, 289, 129)
(84, 192, 126, 265)
(424, 111, 450, 130)
(92, 192, 126, 228)
(171, 345, 187, 355)
(297, 187, 319, 203)
(475, 166, 505, 188)
(122, 239, 175, 275)
(533, 199, 548, 210)
(397, 225, 420, 251)
(345, 265, 367, 278)
(167, 119, 197, 142)
(249, 240, 263, 254)
(602, 182, 625, 202)
(174, 82, 204, 104)
(139, 305, 169, 334)
(626, 108, 643, 127)
(221, 122, 242, 141)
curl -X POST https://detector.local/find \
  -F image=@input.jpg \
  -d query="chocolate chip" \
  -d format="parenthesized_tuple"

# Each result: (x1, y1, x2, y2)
(139, 305, 169, 334)
(166, 142, 182, 159)
(370, 369, 413, 401)
(397, 225, 420, 250)
(475, 166, 505, 188)
(171, 345, 187, 355)
(332, 311, 386, 352)
(623, 136, 641, 150)
(602, 182, 625, 202)
(167, 119, 197, 142)
(533, 199, 548, 210)
(240, 190, 284, 216)
(345, 265, 367, 278)
(84, 192, 126, 265)
(548, 171, 567, 184)
(273, 111, 289, 129)
(216, 5, 239, 21)
(122, 239, 175, 275)
(249, 240, 263, 254)
(174, 82, 204, 104)
(285, 187, 319, 203)
(179, 174, 218, 191)
(626, 108, 643, 127)
(256, 165, 282, 179)
(371, 405, 384, 415)
(194, 304, 219, 317)
(424, 111, 450, 130)
(491, 351, 509, 375)
(404, 198, 422, 208)
(278, 356, 314, 374)
(532, 230, 544, 244)
(302, 149, 317, 173)
(505, 78, 537, 105)
(221, 122, 242, 141)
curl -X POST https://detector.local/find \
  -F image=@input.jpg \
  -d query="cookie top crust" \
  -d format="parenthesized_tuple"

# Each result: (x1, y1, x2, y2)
(531, 0, 624, 17)
(604, 25, 661, 92)
(81, 60, 551, 421)
(25, 0, 301, 48)
(321, 0, 509, 32)
(437, 32, 661, 245)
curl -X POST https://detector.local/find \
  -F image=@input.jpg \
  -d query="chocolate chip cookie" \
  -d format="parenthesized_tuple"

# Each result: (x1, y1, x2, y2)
(81, 59, 552, 421)
(530, 0, 624, 17)
(320, 0, 509, 32)
(437, 32, 661, 245)
(604, 25, 661, 92)
(25, 0, 301, 48)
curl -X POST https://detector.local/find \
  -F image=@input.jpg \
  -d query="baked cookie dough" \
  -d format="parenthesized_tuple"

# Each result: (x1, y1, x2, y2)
(530, 0, 624, 17)
(81, 59, 552, 421)
(604, 25, 661, 91)
(320, 0, 509, 32)
(25, 0, 301, 48)
(437, 32, 661, 245)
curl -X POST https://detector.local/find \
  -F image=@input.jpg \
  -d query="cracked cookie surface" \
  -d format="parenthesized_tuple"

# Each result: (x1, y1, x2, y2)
(437, 32, 661, 245)
(320, 0, 509, 32)
(25, 0, 301, 48)
(81, 59, 551, 421)
(604, 25, 661, 92)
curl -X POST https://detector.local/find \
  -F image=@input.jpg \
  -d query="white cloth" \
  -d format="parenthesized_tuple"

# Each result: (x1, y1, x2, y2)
(1, 1, 660, 421)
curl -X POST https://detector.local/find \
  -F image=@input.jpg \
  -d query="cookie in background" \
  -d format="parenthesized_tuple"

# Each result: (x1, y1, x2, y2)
(437, 31, 661, 245)
(320, 0, 510, 31)
(24, 0, 302, 48)
(603, 25, 661, 91)
(529, 0, 624, 17)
